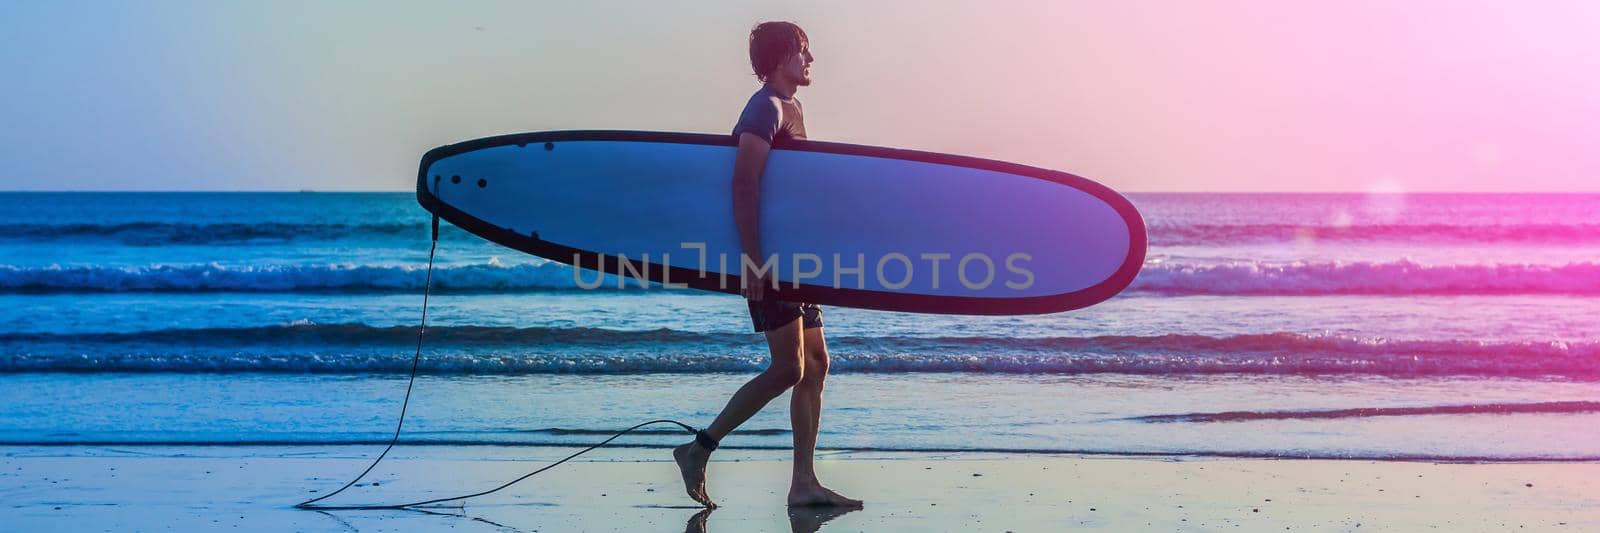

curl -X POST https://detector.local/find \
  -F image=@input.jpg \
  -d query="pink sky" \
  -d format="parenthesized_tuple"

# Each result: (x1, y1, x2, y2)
(3, 1, 1597, 191)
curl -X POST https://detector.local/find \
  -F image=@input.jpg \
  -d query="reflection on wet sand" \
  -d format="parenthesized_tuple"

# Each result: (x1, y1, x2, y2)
(682, 506, 860, 533)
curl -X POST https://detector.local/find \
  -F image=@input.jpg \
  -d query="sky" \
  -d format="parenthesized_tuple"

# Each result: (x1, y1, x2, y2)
(3, 1, 1597, 192)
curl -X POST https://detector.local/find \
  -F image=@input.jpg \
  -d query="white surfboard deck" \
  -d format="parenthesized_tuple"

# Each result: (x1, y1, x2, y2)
(417, 131, 1145, 315)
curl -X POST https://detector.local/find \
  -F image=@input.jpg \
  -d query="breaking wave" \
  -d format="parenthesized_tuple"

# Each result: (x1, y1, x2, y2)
(4, 222, 434, 245)
(1134, 260, 1600, 295)
(13, 220, 1600, 247)
(4, 325, 1597, 377)
(0, 262, 630, 292)
(2, 260, 1596, 295)
(1149, 223, 1600, 246)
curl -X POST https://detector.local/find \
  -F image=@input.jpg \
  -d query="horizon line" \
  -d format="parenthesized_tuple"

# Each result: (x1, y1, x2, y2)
(3, 189, 1598, 195)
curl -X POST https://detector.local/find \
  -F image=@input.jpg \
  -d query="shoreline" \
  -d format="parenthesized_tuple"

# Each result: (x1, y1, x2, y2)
(4, 445, 1597, 531)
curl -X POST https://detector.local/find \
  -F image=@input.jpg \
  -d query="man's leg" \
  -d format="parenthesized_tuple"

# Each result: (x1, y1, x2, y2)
(790, 327, 826, 483)
(787, 326, 863, 507)
(674, 317, 806, 508)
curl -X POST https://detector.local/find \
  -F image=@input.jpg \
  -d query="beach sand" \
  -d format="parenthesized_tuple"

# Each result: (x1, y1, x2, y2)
(3, 445, 1596, 532)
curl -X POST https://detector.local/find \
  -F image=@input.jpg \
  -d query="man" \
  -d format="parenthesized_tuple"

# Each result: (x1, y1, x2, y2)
(673, 21, 863, 509)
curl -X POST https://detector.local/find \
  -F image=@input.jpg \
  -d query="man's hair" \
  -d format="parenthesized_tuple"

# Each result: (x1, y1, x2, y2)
(748, 21, 808, 83)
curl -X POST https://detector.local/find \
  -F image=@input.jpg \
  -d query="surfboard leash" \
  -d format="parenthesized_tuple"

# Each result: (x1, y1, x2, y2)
(295, 213, 700, 511)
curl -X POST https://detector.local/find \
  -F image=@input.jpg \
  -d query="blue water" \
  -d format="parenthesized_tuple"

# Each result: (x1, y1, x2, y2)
(2, 192, 1598, 460)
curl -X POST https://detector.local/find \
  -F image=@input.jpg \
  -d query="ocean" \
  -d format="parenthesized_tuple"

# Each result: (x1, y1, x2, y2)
(2, 192, 1597, 461)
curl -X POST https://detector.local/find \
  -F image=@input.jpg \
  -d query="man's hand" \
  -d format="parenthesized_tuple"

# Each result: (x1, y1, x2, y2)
(742, 267, 772, 302)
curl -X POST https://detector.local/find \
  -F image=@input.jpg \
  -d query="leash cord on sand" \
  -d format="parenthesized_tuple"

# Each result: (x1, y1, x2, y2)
(295, 214, 697, 511)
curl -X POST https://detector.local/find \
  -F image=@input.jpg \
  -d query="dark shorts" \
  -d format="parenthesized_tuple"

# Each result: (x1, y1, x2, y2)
(746, 299, 824, 333)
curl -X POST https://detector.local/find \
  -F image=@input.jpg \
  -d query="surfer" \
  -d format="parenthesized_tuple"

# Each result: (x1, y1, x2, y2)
(674, 21, 863, 510)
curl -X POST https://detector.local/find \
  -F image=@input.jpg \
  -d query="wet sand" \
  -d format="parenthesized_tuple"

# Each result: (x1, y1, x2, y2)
(3, 445, 1597, 531)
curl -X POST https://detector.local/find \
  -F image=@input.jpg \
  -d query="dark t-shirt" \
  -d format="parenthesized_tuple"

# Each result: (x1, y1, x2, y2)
(732, 84, 806, 144)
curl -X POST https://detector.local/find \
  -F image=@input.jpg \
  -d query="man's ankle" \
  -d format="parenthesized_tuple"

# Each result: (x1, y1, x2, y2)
(693, 430, 720, 454)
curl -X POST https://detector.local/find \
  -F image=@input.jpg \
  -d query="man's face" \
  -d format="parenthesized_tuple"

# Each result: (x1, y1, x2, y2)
(776, 42, 814, 86)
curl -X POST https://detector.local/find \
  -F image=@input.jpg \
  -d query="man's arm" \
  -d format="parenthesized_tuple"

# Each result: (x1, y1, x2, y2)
(732, 131, 772, 301)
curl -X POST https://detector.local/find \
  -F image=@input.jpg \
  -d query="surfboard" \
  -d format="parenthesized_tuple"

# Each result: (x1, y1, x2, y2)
(416, 130, 1145, 315)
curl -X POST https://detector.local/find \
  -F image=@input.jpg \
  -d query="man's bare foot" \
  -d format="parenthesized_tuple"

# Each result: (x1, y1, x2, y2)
(787, 479, 863, 508)
(674, 442, 716, 508)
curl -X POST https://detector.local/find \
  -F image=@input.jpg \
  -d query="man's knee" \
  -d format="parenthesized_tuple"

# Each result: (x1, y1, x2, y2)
(798, 348, 829, 388)
(762, 319, 807, 389)
(766, 360, 805, 389)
